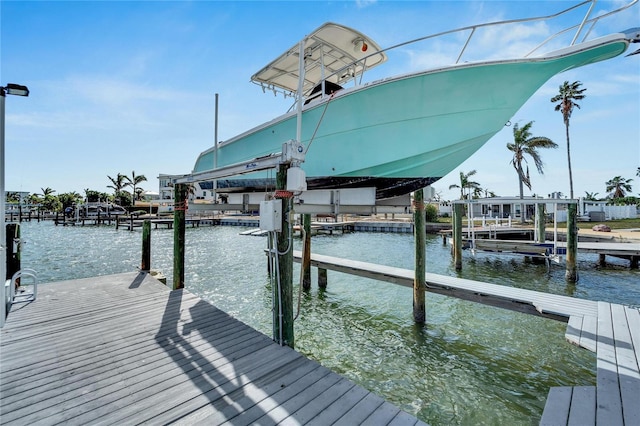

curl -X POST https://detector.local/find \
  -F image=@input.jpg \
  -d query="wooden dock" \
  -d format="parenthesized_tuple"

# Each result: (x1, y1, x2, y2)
(0, 272, 426, 426)
(293, 251, 640, 425)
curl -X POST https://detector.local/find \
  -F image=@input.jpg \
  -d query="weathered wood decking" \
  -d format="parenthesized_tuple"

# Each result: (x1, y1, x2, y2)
(293, 251, 640, 425)
(0, 272, 426, 425)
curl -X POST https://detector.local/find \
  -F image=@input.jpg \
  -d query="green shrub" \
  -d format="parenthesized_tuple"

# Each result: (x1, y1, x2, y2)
(425, 204, 438, 222)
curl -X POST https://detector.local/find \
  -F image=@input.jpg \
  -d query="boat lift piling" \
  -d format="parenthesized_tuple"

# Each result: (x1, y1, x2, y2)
(413, 188, 426, 323)
(565, 202, 578, 283)
(453, 203, 464, 270)
(450, 199, 581, 280)
(141, 219, 151, 272)
(173, 139, 307, 348)
(173, 183, 187, 290)
(273, 163, 295, 348)
(536, 203, 546, 243)
(301, 213, 312, 290)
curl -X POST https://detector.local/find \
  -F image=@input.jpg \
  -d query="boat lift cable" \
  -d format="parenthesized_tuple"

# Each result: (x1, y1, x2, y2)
(304, 92, 335, 155)
(274, 198, 294, 256)
(268, 231, 284, 346)
(294, 227, 306, 321)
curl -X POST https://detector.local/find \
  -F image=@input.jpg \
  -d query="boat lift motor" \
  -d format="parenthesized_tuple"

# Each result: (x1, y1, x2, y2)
(282, 139, 307, 193)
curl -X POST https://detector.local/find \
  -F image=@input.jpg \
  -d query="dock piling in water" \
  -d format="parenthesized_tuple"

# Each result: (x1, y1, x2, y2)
(536, 203, 546, 243)
(453, 203, 463, 270)
(274, 164, 294, 348)
(141, 220, 151, 272)
(318, 268, 328, 289)
(302, 213, 311, 291)
(173, 183, 187, 290)
(5, 223, 20, 281)
(565, 203, 578, 283)
(413, 188, 426, 323)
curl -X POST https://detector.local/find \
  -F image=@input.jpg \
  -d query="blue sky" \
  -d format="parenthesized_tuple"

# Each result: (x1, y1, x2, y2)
(2, 0, 639, 201)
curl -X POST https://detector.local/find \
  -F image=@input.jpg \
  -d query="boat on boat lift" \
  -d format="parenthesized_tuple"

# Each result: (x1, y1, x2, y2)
(187, 0, 639, 200)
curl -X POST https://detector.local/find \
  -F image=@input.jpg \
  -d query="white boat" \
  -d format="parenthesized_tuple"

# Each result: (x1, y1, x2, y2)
(75, 202, 127, 218)
(190, 0, 639, 199)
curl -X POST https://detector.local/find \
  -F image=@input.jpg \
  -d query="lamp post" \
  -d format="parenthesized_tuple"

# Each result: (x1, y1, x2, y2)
(1, 83, 30, 324)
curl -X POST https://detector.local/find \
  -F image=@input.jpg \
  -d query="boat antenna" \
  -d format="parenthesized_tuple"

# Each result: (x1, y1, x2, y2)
(213, 93, 219, 201)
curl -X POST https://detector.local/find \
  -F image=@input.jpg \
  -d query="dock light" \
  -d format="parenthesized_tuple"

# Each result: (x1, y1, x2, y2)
(3, 84, 29, 97)
(1, 82, 30, 327)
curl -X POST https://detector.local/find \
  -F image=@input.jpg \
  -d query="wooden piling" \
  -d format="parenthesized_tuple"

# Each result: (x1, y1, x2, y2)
(5, 223, 20, 281)
(173, 183, 186, 290)
(302, 213, 311, 291)
(537, 203, 546, 243)
(413, 189, 426, 323)
(453, 203, 463, 270)
(318, 268, 328, 289)
(274, 164, 294, 348)
(565, 202, 578, 282)
(141, 220, 151, 272)
(598, 253, 606, 267)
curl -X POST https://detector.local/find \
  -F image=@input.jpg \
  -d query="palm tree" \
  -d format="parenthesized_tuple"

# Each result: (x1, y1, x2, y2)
(449, 170, 481, 200)
(551, 81, 586, 199)
(483, 189, 497, 198)
(584, 191, 599, 201)
(125, 171, 147, 206)
(606, 176, 633, 199)
(5, 192, 20, 203)
(107, 173, 129, 206)
(507, 121, 557, 200)
(39, 187, 56, 198)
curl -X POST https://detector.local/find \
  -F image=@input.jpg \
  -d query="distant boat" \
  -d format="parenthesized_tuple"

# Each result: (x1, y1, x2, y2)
(75, 202, 127, 218)
(189, 0, 639, 199)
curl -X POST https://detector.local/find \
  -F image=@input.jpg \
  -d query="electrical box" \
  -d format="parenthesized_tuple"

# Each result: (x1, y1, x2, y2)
(282, 139, 306, 163)
(287, 166, 307, 192)
(260, 200, 282, 232)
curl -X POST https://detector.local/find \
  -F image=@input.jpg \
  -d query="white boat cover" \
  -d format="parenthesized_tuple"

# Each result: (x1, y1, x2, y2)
(251, 22, 387, 95)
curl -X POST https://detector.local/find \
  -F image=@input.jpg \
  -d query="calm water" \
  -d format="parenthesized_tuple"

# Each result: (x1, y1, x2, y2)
(16, 221, 640, 425)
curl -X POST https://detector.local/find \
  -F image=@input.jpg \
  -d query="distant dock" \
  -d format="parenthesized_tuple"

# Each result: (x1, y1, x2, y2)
(1, 272, 427, 425)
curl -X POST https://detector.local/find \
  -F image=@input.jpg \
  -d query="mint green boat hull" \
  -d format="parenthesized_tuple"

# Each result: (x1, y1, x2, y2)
(193, 38, 629, 197)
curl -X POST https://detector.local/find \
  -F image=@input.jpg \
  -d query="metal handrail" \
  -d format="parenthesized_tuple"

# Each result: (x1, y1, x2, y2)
(1, 268, 38, 328)
(10, 268, 38, 303)
(314, 0, 637, 99)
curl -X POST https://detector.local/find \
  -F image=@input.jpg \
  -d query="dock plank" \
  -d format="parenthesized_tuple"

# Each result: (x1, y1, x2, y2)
(305, 383, 370, 425)
(567, 386, 595, 426)
(1, 271, 424, 425)
(596, 302, 623, 426)
(625, 306, 640, 365)
(168, 359, 320, 425)
(565, 315, 582, 347)
(540, 387, 572, 425)
(579, 315, 598, 353)
(611, 305, 640, 425)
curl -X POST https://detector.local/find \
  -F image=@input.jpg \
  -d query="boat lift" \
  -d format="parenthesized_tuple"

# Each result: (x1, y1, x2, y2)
(453, 198, 571, 265)
(175, 139, 307, 191)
